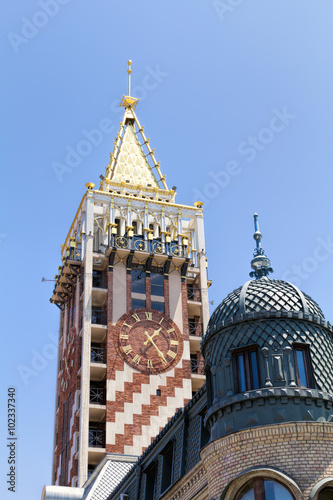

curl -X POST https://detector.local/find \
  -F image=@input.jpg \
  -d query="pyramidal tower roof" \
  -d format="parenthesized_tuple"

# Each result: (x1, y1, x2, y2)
(101, 61, 168, 193)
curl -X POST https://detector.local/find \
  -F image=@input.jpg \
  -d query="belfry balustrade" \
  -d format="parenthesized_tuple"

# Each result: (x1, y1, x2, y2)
(110, 233, 189, 258)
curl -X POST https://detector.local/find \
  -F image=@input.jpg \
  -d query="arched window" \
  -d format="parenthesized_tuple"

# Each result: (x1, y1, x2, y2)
(318, 488, 333, 500)
(236, 478, 294, 500)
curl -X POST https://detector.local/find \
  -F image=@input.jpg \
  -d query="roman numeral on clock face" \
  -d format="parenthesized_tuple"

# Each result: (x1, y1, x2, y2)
(132, 314, 140, 322)
(120, 334, 129, 339)
(145, 312, 152, 320)
(167, 350, 177, 359)
(147, 359, 153, 369)
(170, 340, 179, 346)
(122, 345, 133, 354)
(167, 328, 175, 333)
(133, 355, 141, 364)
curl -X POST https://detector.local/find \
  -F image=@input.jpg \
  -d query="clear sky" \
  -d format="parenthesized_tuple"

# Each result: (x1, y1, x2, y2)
(1, 1, 333, 498)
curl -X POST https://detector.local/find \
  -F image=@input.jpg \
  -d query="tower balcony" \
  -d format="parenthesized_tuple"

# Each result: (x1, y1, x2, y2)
(89, 428, 105, 447)
(88, 428, 106, 464)
(89, 387, 106, 421)
(92, 273, 108, 306)
(91, 308, 107, 325)
(190, 359, 206, 393)
(90, 346, 107, 381)
(187, 288, 202, 317)
(91, 308, 107, 343)
(91, 345, 107, 363)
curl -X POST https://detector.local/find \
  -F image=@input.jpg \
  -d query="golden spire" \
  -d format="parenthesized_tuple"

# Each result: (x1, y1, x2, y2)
(127, 60, 132, 96)
(120, 60, 139, 109)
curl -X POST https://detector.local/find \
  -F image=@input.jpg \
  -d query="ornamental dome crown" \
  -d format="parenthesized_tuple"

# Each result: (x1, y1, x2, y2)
(205, 214, 325, 338)
(206, 276, 324, 335)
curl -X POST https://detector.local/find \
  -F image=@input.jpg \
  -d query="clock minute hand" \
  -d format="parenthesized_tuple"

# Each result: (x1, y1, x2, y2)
(144, 331, 167, 363)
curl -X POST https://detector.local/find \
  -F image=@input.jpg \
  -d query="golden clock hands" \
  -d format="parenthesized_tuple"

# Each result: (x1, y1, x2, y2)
(144, 331, 167, 363)
(143, 327, 161, 345)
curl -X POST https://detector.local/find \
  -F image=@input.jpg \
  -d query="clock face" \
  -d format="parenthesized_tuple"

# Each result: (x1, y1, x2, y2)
(115, 309, 183, 375)
(60, 329, 76, 392)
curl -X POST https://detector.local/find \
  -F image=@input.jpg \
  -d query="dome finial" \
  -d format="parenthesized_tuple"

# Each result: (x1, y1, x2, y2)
(249, 213, 273, 279)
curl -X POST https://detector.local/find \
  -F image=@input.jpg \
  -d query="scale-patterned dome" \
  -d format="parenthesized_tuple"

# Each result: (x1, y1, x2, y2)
(207, 277, 324, 335)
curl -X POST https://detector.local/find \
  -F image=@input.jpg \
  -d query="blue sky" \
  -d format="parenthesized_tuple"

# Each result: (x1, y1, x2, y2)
(1, 1, 333, 498)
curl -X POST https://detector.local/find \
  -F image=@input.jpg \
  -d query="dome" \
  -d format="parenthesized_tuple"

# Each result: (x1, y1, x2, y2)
(206, 277, 324, 336)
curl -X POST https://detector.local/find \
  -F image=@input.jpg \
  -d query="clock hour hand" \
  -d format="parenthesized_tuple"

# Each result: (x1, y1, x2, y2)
(144, 331, 167, 363)
(143, 327, 161, 345)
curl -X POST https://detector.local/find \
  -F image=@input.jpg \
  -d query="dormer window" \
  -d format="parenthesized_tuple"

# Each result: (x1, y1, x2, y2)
(234, 346, 260, 393)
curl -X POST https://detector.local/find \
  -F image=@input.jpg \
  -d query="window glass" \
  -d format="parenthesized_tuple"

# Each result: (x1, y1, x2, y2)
(151, 301, 164, 313)
(235, 347, 260, 393)
(237, 353, 246, 392)
(264, 481, 293, 500)
(132, 264, 146, 294)
(295, 348, 308, 387)
(151, 267, 164, 296)
(237, 479, 294, 500)
(250, 351, 259, 389)
(238, 488, 255, 500)
(132, 298, 146, 309)
(161, 441, 174, 493)
(318, 488, 333, 500)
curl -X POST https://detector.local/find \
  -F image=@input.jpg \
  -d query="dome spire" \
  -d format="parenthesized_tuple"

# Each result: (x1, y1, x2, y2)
(249, 213, 273, 279)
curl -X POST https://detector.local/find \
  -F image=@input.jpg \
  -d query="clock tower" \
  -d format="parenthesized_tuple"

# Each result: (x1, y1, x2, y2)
(50, 62, 210, 488)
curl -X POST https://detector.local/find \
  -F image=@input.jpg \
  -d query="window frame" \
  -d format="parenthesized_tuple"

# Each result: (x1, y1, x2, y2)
(131, 264, 146, 295)
(293, 343, 312, 388)
(233, 345, 260, 393)
(236, 477, 295, 500)
(160, 440, 175, 494)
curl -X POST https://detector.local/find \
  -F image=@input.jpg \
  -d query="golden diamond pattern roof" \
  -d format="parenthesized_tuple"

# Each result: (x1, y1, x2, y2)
(111, 124, 159, 187)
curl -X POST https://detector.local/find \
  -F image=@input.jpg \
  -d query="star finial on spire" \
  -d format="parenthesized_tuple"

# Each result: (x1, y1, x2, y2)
(249, 213, 273, 279)
(120, 59, 139, 109)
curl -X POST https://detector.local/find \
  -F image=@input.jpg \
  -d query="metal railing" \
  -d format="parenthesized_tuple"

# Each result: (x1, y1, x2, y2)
(187, 288, 201, 302)
(91, 346, 106, 363)
(91, 309, 107, 325)
(110, 234, 188, 258)
(189, 322, 203, 336)
(88, 429, 105, 448)
(190, 359, 205, 375)
(89, 387, 106, 405)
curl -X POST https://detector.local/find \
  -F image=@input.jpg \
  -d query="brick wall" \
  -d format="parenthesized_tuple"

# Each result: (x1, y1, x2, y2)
(201, 422, 333, 499)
